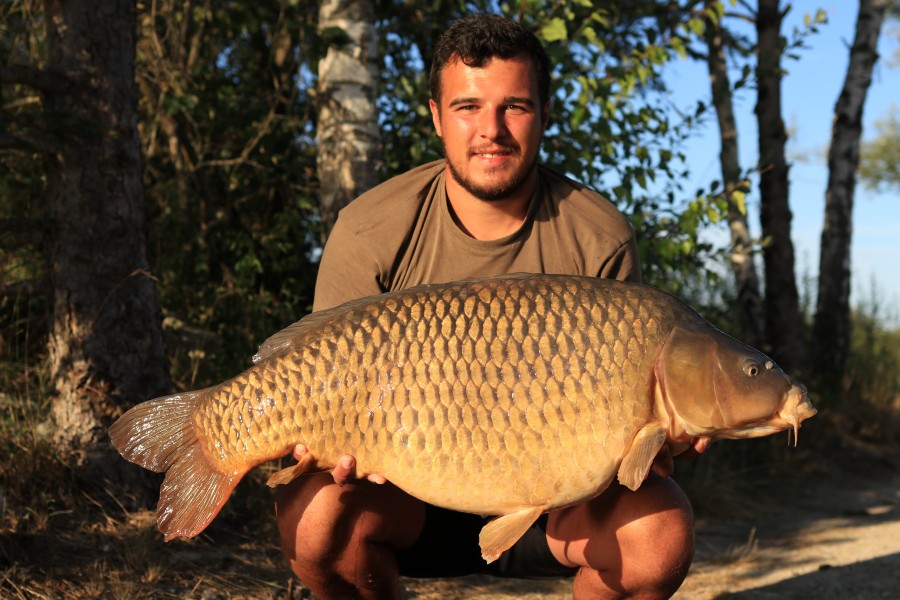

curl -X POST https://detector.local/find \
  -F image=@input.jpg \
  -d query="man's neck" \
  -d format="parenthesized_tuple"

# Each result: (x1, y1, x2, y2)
(444, 170, 537, 241)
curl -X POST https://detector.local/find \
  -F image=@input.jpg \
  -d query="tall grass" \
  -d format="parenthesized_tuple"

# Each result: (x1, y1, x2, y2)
(833, 281, 900, 444)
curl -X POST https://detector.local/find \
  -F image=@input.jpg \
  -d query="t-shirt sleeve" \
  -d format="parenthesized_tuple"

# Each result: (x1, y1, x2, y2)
(313, 218, 385, 311)
(599, 232, 643, 284)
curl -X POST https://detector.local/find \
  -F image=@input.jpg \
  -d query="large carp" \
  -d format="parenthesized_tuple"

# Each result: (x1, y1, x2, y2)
(109, 273, 815, 562)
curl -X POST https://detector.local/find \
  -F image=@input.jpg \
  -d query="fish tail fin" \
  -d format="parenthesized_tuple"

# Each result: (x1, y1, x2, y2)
(109, 391, 242, 541)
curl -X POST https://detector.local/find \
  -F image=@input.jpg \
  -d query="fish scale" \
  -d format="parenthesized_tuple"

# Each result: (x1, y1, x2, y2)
(109, 273, 816, 561)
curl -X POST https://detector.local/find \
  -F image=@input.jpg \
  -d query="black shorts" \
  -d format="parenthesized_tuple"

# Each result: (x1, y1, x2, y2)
(395, 504, 579, 579)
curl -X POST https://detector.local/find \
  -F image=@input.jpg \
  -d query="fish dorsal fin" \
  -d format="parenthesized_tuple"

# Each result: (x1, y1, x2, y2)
(251, 296, 378, 364)
(617, 424, 667, 491)
(253, 273, 582, 364)
(252, 311, 332, 364)
(479, 506, 545, 563)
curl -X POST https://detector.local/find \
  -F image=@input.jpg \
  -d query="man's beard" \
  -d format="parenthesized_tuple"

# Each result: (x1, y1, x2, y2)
(444, 142, 539, 202)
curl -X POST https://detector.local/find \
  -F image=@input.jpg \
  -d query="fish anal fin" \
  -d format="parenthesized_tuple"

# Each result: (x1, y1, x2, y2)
(266, 450, 318, 487)
(157, 443, 243, 541)
(478, 506, 545, 564)
(617, 425, 667, 491)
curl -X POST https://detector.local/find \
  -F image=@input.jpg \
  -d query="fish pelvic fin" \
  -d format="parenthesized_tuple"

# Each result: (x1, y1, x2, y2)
(479, 506, 545, 564)
(617, 425, 667, 491)
(266, 450, 318, 487)
(108, 391, 242, 541)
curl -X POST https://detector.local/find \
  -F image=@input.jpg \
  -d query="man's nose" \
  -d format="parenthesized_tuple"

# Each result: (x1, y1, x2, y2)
(479, 108, 508, 139)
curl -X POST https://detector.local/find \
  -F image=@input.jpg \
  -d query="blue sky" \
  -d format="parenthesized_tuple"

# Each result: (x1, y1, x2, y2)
(662, 2, 900, 322)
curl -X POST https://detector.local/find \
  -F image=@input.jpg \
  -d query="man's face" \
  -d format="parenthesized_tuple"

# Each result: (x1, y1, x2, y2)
(429, 55, 549, 202)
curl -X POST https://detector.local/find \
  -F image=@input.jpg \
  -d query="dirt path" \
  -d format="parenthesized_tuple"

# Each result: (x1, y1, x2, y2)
(400, 453, 900, 599)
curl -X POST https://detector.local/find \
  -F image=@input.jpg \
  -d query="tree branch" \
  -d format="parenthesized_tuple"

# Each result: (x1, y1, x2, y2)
(0, 65, 73, 94)
(0, 277, 48, 298)
(0, 130, 64, 154)
(2, 96, 42, 111)
(0, 218, 46, 235)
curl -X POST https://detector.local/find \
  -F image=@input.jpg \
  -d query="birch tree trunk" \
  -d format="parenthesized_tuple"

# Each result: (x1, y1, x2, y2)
(704, 9, 766, 349)
(316, 0, 382, 239)
(814, 0, 889, 392)
(42, 0, 170, 483)
(755, 0, 807, 375)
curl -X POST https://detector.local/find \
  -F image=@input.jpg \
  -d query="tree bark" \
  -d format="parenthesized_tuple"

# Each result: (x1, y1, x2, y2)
(814, 0, 888, 393)
(704, 8, 766, 349)
(316, 0, 382, 240)
(42, 0, 170, 485)
(755, 0, 807, 375)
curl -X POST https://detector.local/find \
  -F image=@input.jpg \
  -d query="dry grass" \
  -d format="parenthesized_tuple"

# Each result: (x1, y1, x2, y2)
(1, 488, 300, 599)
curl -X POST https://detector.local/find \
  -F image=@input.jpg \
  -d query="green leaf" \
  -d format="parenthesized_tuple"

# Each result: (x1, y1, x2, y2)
(688, 18, 704, 36)
(541, 18, 568, 43)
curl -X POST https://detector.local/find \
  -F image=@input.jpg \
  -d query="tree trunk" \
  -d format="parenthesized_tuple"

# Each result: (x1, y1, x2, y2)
(755, 0, 807, 375)
(814, 0, 888, 394)
(42, 0, 170, 486)
(316, 0, 382, 240)
(704, 8, 766, 349)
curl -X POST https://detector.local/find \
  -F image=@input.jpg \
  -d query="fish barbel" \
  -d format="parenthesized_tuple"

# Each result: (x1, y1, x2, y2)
(109, 273, 816, 562)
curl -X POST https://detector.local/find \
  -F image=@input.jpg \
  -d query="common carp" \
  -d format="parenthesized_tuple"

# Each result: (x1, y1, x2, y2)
(109, 273, 816, 562)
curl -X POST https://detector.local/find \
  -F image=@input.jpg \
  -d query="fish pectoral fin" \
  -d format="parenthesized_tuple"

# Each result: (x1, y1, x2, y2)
(479, 506, 546, 564)
(266, 450, 318, 488)
(617, 425, 667, 491)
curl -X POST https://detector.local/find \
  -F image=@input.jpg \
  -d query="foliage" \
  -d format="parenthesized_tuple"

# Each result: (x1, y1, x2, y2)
(135, 0, 322, 384)
(0, 0, 48, 368)
(859, 107, 900, 192)
(840, 282, 900, 441)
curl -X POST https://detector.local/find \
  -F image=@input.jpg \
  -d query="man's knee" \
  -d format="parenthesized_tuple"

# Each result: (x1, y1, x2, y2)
(550, 475, 695, 598)
(275, 473, 357, 567)
(613, 477, 694, 596)
(274, 474, 425, 572)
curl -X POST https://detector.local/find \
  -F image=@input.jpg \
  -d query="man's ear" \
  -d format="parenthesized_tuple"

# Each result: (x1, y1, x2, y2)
(429, 98, 443, 137)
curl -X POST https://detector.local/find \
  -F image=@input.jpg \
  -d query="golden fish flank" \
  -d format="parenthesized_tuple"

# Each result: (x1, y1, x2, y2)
(109, 273, 816, 562)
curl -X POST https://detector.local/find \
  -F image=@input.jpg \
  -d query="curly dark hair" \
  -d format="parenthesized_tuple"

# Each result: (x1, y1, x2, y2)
(429, 14, 551, 108)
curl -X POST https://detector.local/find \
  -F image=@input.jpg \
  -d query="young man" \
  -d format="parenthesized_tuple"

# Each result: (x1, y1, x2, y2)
(275, 14, 699, 599)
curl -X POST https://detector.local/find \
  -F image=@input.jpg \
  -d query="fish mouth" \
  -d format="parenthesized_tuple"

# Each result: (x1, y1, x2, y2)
(708, 383, 817, 443)
(777, 383, 817, 446)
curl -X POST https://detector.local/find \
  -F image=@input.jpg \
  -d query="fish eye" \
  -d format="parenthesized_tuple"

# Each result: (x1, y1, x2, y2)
(743, 359, 760, 377)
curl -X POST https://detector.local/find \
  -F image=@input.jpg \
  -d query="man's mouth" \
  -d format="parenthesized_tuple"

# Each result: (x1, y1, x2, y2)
(472, 146, 517, 159)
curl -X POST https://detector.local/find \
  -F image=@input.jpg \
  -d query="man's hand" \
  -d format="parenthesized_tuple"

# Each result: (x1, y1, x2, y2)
(292, 444, 387, 486)
(651, 437, 711, 478)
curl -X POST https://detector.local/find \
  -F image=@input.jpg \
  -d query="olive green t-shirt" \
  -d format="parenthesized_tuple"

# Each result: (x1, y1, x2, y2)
(314, 159, 641, 311)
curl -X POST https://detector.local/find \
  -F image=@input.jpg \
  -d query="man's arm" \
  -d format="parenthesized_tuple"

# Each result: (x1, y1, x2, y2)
(600, 231, 643, 284)
(313, 218, 385, 311)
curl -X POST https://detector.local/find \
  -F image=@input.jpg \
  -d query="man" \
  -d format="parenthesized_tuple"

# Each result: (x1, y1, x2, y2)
(275, 14, 699, 599)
